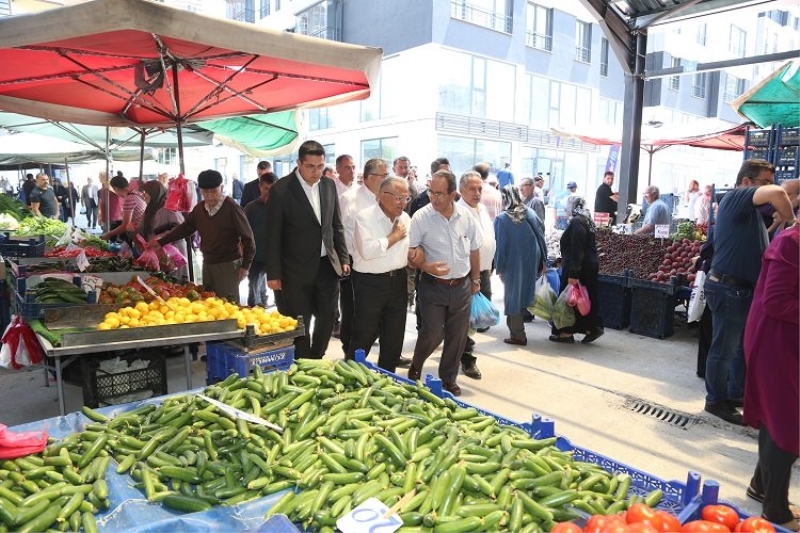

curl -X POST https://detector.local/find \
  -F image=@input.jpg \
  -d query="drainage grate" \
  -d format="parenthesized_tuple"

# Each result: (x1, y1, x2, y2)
(623, 399, 698, 428)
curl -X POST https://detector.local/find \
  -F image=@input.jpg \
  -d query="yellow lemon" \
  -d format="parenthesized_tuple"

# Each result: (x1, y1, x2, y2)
(97, 322, 112, 331)
(128, 318, 140, 328)
(127, 308, 141, 320)
(159, 305, 170, 315)
(104, 312, 118, 321)
(119, 324, 130, 329)
(135, 301, 149, 313)
(149, 301, 161, 311)
(119, 316, 130, 325)
(165, 310, 175, 320)
(185, 314, 197, 323)
(105, 316, 120, 328)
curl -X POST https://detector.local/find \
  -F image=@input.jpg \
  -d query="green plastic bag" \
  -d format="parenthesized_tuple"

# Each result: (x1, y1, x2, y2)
(552, 288, 576, 330)
(528, 276, 556, 320)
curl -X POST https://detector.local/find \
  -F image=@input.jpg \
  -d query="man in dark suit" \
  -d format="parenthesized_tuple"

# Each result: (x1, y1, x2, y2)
(265, 141, 350, 359)
(241, 161, 270, 207)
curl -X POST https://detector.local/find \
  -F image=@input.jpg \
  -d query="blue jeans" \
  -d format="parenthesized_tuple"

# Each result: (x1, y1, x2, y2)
(704, 278, 753, 404)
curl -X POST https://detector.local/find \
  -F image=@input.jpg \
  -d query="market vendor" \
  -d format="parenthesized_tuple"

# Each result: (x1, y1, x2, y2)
(634, 186, 671, 235)
(97, 171, 123, 235)
(100, 175, 146, 244)
(132, 180, 188, 279)
(29, 173, 59, 220)
(148, 169, 255, 303)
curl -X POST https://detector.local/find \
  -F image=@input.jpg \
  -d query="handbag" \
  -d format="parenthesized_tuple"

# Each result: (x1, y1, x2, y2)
(687, 270, 706, 323)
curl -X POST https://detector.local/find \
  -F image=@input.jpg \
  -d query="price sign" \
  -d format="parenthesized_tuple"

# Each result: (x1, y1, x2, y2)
(76, 250, 90, 272)
(80, 275, 103, 292)
(593, 213, 610, 226)
(336, 498, 402, 533)
(654, 225, 670, 239)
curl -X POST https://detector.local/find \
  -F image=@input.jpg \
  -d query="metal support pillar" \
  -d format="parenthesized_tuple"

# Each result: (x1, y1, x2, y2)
(617, 31, 647, 223)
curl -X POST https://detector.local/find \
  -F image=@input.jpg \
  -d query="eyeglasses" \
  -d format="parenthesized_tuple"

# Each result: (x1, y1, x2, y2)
(427, 191, 450, 199)
(382, 191, 410, 202)
(369, 173, 390, 179)
(751, 177, 774, 185)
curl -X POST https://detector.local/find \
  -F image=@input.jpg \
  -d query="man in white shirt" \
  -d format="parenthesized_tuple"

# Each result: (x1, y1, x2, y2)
(407, 170, 482, 397)
(334, 155, 357, 197)
(348, 177, 412, 372)
(473, 162, 502, 220)
(339, 159, 411, 366)
(457, 171, 496, 380)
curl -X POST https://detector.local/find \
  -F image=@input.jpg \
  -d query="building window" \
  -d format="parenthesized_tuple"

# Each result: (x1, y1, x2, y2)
(600, 38, 609, 77)
(524, 74, 591, 129)
(575, 21, 592, 63)
(297, 0, 341, 41)
(361, 137, 398, 164)
(599, 98, 623, 125)
(692, 72, 706, 99)
(696, 23, 707, 45)
(437, 136, 511, 176)
(259, 0, 270, 18)
(158, 148, 178, 166)
(729, 25, 746, 58)
(526, 3, 552, 51)
(450, 0, 512, 34)
(439, 50, 515, 122)
(669, 57, 681, 91)
(723, 75, 746, 102)
(309, 108, 334, 130)
(0, 0, 10, 16)
(322, 144, 335, 164)
(226, 0, 255, 23)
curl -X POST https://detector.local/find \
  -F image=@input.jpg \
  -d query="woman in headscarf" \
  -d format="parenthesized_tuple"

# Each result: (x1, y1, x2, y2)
(550, 195, 603, 343)
(130, 180, 188, 279)
(493, 185, 547, 345)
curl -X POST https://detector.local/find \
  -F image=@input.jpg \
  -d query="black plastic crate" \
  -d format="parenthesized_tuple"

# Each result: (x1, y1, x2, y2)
(628, 278, 677, 339)
(597, 273, 631, 330)
(80, 350, 167, 407)
(0, 238, 45, 259)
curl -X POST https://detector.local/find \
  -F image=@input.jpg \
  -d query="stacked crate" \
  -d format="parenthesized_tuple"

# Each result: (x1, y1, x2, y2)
(743, 125, 800, 183)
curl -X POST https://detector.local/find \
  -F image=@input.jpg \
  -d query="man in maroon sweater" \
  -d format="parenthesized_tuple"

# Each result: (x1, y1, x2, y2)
(148, 170, 255, 302)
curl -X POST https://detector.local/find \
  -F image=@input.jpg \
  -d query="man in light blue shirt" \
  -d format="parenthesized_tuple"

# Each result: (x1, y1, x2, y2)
(635, 186, 671, 235)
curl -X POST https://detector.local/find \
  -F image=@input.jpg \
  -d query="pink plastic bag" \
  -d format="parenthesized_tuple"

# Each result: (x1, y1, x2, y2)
(0, 424, 48, 459)
(162, 244, 187, 268)
(565, 283, 591, 316)
(165, 173, 193, 212)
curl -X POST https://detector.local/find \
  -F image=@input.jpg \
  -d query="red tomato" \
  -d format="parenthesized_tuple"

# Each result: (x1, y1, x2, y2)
(600, 522, 630, 533)
(702, 505, 740, 531)
(651, 510, 682, 532)
(628, 503, 658, 525)
(735, 517, 775, 533)
(551, 522, 584, 533)
(681, 519, 731, 532)
(585, 515, 613, 533)
(628, 523, 660, 533)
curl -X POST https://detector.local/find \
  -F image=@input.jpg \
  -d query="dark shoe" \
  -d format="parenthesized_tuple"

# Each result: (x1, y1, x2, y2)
(582, 328, 605, 344)
(462, 362, 482, 380)
(747, 485, 765, 503)
(548, 335, 575, 344)
(772, 518, 799, 532)
(704, 401, 743, 425)
(503, 337, 527, 346)
(397, 356, 412, 368)
(442, 381, 461, 397)
(728, 398, 743, 409)
(407, 364, 421, 381)
(476, 326, 490, 333)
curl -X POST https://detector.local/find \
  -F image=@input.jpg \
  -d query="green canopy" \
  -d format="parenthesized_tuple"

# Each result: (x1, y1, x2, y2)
(733, 60, 800, 128)
(197, 111, 302, 157)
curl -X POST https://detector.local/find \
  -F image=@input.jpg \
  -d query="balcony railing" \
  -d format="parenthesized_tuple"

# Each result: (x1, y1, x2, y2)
(451, 0, 512, 34)
(575, 46, 590, 63)
(229, 7, 255, 23)
(301, 26, 342, 42)
(525, 31, 552, 51)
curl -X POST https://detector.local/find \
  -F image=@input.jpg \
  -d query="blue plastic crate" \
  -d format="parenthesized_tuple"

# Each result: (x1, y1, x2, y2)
(598, 273, 631, 330)
(680, 480, 793, 532)
(629, 277, 677, 339)
(746, 128, 774, 147)
(355, 352, 704, 518)
(13, 287, 95, 320)
(778, 126, 800, 146)
(205, 341, 295, 383)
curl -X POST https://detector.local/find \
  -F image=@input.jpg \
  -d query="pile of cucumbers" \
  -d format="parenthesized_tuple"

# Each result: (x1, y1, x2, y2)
(33, 278, 88, 304)
(3, 360, 665, 532)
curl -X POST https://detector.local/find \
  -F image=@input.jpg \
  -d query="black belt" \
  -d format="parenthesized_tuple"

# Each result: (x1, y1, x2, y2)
(355, 268, 405, 278)
(708, 270, 753, 289)
(422, 273, 468, 286)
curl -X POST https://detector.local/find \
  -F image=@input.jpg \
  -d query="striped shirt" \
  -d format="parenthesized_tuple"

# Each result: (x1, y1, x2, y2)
(122, 191, 147, 228)
(409, 203, 481, 280)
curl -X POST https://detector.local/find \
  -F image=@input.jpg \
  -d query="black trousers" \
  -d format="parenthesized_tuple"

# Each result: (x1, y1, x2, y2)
(348, 269, 407, 373)
(275, 257, 339, 359)
(462, 269, 492, 366)
(750, 426, 798, 524)
(339, 275, 354, 354)
(696, 307, 713, 378)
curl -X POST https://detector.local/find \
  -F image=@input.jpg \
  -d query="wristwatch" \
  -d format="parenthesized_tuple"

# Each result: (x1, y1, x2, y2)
(471, 278, 481, 285)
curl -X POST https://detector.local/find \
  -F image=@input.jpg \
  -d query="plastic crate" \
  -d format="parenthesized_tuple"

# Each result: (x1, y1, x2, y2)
(747, 147, 771, 161)
(80, 350, 167, 408)
(746, 128, 773, 147)
(776, 145, 799, 165)
(13, 288, 95, 320)
(0, 280, 9, 332)
(680, 481, 793, 532)
(354, 352, 704, 519)
(205, 341, 295, 383)
(0, 237, 45, 259)
(629, 278, 677, 339)
(778, 126, 800, 146)
(597, 273, 631, 330)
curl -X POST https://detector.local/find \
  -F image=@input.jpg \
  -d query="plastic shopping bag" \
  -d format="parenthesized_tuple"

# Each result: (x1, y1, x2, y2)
(469, 292, 500, 330)
(687, 270, 707, 323)
(565, 283, 591, 317)
(0, 424, 48, 459)
(528, 276, 557, 321)
(545, 267, 560, 295)
(552, 289, 576, 330)
(0, 317, 44, 369)
(165, 173, 193, 212)
(162, 244, 187, 269)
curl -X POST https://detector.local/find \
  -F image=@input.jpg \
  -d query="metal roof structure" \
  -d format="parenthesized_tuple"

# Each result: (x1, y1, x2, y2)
(576, 0, 796, 220)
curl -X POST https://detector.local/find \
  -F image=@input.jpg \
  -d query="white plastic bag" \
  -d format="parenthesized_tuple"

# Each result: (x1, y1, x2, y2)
(687, 270, 706, 323)
(528, 276, 556, 320)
